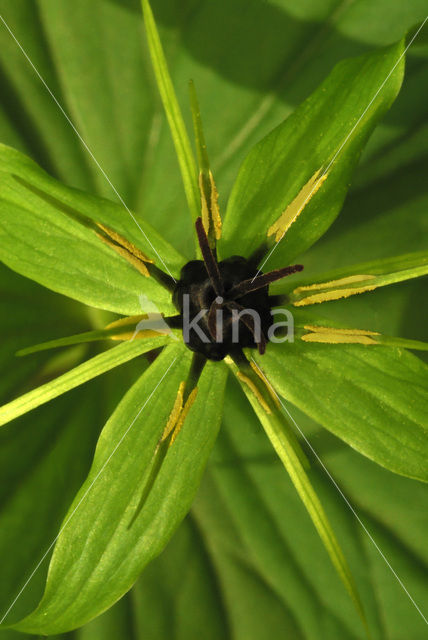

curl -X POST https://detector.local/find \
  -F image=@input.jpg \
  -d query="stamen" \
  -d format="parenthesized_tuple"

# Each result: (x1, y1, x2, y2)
(190, 80, 222, 245)
(237, 371, 272, 414)
(170, 387, 198, 444)
(96, 233, 150, 277)
(207, 171, 222, 240)
(199, 172, 222, 242)
(227, 264, 303, 298)
(291, 274, 376, 306)
(300, 325, 379, 345)
(250, 361, 281, 409)
(161, 381, 199, 446)
(195, 217, 224, 295)
(161, 381, 185, 442)
(267, 168, 328, 242)
(96, 223, 154, 264)
(199, 173, 211, 236)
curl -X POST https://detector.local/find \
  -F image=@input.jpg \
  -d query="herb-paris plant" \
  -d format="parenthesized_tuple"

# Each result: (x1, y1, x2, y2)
(0, 0, 427, 636)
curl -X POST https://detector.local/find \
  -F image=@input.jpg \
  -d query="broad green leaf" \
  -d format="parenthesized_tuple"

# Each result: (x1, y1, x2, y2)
(220, 40, 405, 268)
(190, 375, 428, 640)
(141, 0, 200, 234)
(58, 513, 230, 640)
(0, 144, 183, 315)
(257, 341, 428, 482)
(0, 1, 427, 638)
(0, 337, 171, 428)
(0, 261, 146, 633)
(10, 344, 227, 634)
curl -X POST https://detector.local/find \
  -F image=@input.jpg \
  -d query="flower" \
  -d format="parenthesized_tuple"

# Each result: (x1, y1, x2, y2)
(0, 1, 427, 635)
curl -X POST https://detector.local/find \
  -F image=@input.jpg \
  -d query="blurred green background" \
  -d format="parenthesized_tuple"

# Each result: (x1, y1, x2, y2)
(0, 1, 427, 638)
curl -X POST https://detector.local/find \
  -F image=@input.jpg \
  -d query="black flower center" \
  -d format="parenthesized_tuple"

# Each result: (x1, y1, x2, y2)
(173, 256, 274, 360)
(171, 218, 303, 361)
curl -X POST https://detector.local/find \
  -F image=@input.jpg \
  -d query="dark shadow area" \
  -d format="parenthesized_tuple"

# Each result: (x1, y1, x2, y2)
(108, 0, 427, 153)
(382, 54, 428, 128)
(0, 2, 94, 186)
(109, 0, 375, 97)
(0, 60, 57, 175)
(399, 279, 428, 364)
(326, 153, 428, 238)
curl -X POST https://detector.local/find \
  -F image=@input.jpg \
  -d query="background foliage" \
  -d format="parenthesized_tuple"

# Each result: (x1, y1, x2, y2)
(0, 0, 427, 638)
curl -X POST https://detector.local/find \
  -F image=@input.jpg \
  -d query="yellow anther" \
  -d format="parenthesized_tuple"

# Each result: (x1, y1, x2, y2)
(250, 361, 281, 409)
(170, 387, 198, 445)
(237, 371, 272, 414)
(96, 223, 154, 278)
(208, 171, 222, 240)
(268, 169, 328, 242)
(161, 381, 185, 442)
(303, 325, 379, 336)
(301, 325, 380, 345)
(199, 170, 222, 242)
(96, 232, 150, 277)
(160, 383, 198, 446)
(96, 223, 154, 264)
(199, 173, 210, 235)
(292, 274, 376, 306)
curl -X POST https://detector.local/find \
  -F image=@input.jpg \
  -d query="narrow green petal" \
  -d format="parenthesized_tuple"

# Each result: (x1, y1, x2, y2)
(0, 337, 171, 427)
(16, 323, 181, 356)
(189, 80, 222, 249)
(141, 0, 200, 235)
(189, 80, 210, 178)
(226, 357, 368, 635)
(16, 329, 123, 356)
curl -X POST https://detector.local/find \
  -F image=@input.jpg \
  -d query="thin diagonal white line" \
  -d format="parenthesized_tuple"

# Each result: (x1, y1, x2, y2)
(253, 16, 428, 280)
(0, 356, 178, 625)
(0, 14, 176, 283)
(250, 357, 428, 626)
